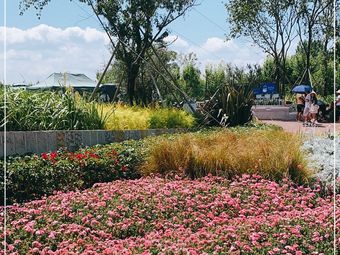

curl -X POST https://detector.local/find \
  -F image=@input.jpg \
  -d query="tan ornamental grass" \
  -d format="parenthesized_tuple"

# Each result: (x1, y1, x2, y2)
(140, 129, 310, 184)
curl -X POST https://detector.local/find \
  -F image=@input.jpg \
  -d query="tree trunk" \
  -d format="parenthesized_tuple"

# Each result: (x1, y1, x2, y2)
(273, 57, 281, 97)
(322, 36, 329, 96)
(305, 30, 313, 84)
(126, 64, 140, 105)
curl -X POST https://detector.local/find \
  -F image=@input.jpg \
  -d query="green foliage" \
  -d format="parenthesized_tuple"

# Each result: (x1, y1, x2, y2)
(1, 142, 144, 205)
(149, 108, 196, 129)
(205, 65, 225, 96)
(178, 53, 204, 99)
(219, 83, 254, 126)
(1, 89, 106, 131)
(260, 40, 338, 96)
(182, 64, 203, 99)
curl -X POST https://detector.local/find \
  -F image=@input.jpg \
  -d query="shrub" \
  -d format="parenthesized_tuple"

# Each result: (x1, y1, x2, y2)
(140, 129, 310, 183)
(1, 142, 144, 205)
(204, 83, 254, 127)
(1, 88, 106, 131)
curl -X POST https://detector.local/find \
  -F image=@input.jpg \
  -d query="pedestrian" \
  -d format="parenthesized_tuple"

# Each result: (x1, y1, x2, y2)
(303, 90, 318, 126)
(309, 91, 319, 125)
(296, 93, 305, 121)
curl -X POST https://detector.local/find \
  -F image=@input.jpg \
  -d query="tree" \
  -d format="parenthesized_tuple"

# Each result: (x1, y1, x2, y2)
(296, 0, 333, 82)
(99, 44, 180, 105)
(226, 0, 298, 96)
(295, 0, 333, 84)
(20, 0, 197, 105)
(205, 64, 226, 97)
(177, 53, 204, 100)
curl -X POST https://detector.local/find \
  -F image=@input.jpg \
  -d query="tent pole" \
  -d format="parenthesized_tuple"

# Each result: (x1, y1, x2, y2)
(90, 43, 119, 100)
(150, 74, 165, 106)
(112, 71, 125, 102)
(149, 45, 196, 113)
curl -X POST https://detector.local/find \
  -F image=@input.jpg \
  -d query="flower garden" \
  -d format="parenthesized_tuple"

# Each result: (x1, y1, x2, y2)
(1, 126, 339, 254)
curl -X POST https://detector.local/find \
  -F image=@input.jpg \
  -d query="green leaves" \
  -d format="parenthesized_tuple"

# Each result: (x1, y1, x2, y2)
(0, 89, 105, 131)
(1, 142, 144, 205)
(219, 83, 254, 126)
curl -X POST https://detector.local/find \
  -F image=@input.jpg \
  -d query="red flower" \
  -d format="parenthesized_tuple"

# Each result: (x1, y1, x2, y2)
(41, 153, 49, 160)
(50, 152, 58, 160)
(89, 153, 100, 159)
(76, 153, 85, 160)
(121, 165, 128, 172)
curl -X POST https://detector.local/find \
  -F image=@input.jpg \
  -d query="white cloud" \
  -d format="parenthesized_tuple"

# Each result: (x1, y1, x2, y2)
(0, 25, 111, 83)
(1, 25, 295, 84)
(164, 35, 189, 49)
(167, 36, 267, 73)
(201, 37, 232, 53)
(0, 25, 109, 45)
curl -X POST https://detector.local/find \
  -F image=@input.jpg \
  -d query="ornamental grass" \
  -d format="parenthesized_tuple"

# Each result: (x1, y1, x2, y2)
(99, 103, 196, 130)
(140, 129, 310, 184)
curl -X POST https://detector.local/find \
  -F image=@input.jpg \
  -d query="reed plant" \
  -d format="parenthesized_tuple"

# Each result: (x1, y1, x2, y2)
(1, 88, 106, 131)
(140, 129, 310, 184)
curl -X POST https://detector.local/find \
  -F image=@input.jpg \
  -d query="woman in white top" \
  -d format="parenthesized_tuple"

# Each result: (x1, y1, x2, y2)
(303, 91, 318, 125)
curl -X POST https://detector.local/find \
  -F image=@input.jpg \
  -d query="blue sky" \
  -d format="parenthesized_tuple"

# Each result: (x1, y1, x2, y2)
(2, 0, 266, 83)
(7, 0, 228, 43)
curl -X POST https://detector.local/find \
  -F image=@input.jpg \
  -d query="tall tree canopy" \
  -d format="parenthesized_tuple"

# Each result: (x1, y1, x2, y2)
(20, 0, 197, 105)
(226, 0, 298, 96)
(295, 0, 333, 84)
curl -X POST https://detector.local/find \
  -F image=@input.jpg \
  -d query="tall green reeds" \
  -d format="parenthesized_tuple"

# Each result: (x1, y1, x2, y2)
(0, 88, 106, 131)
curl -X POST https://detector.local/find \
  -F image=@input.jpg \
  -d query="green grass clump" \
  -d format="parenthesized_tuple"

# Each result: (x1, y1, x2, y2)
(140, 129, 310, 184)
(1, 88, 106, 131)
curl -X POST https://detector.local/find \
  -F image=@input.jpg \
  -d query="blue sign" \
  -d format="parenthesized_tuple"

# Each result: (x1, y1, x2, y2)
(252, 88, 262, 95)
(261, 83, 277, 94)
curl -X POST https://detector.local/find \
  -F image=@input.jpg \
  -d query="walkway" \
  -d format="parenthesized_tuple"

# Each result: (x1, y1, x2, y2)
(262, 120, 340, 136)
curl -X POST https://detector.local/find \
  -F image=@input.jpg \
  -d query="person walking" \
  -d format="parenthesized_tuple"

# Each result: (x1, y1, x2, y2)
(303, 91, 318, 126)
(309, 91, 319, 125)
(296, 93, 305, 121)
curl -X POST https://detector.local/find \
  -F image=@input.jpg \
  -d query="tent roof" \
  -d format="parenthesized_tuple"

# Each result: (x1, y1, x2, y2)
(28, 73, 96, 90)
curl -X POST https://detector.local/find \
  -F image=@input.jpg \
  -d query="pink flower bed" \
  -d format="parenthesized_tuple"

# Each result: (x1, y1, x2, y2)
(1, 175, 339, 254)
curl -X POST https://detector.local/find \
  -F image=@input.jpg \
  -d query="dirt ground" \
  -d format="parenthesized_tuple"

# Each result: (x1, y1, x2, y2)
(262, 120, 340, 136)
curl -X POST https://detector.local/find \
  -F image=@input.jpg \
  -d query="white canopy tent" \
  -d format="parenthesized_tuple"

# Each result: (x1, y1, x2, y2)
(27, 73, 96, 90)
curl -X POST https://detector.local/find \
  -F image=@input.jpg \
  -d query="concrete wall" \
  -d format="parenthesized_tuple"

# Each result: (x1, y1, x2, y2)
(1, 128, 186, 158)
(252, 106, 296, 121)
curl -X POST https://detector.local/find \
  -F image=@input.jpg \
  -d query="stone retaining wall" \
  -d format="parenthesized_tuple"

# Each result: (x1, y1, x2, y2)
(252, 106, 296, 121)
(1, 128, 186, 158)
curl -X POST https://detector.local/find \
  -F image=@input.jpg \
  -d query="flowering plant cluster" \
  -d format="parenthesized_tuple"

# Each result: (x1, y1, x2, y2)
(1, 143, 142, 205)
(1, 175, 338, 254)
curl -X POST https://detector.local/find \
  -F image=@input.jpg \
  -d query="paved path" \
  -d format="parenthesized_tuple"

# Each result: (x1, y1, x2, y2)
(262, 120, 340, 136)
